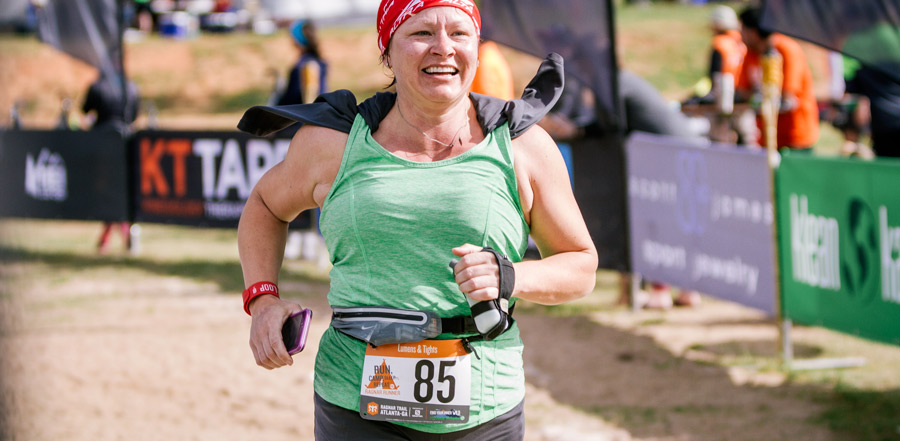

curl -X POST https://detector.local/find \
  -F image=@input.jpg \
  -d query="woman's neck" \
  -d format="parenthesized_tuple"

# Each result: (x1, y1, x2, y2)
(391, 95, 474, 157)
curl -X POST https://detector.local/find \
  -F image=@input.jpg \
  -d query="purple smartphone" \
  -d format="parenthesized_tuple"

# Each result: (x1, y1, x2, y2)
(281, 309, 312, 355)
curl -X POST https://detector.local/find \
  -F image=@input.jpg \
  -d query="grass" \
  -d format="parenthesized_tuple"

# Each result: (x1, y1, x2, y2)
(617, 1, 713, 97)
(817, 387, 900, 441)
(0, 219, 328, 299)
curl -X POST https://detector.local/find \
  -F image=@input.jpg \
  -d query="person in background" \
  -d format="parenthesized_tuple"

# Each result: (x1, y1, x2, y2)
(276, 19, 330, 262)
(619, 70, 695, 139)
(469, 40, 515, 100)
(706, 5, 753, 144)
(708, 6, 745, 92)
(821, 53, 874, 159)
(843, 62, 900, 158)
(736, 6, 819, 151)
(682, 5, 749, 143)
(9, 100, 23, 129)
(133, 0, 155, 33)
(56, 98, 80, 130)
(82, 72, 140, 134)
(236, 1, 597, 438)
(277, 19, 328, 107)
(82, 71, 140, 254)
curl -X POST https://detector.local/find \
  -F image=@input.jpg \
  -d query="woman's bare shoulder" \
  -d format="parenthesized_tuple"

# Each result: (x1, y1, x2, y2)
(284, 124, 349, 169)
(511, 124, 562, 172)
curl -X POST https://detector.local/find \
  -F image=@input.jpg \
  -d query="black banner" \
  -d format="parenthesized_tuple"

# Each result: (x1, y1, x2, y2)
(0, 129, 130, 221)
(131, 131, 309, 229)
(34, 0, 124, 88)
(572, 134, 629, 272)
(481, 0, 619, 130)
(761, 0, 900, 84)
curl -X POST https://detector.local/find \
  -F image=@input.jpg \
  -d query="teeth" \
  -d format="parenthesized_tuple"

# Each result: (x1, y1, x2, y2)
(425, 66, 457, 74)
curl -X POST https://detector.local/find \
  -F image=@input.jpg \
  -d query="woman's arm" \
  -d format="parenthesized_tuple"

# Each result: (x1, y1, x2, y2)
(451, 125, 597, 306)
(238, 124, 346, 368)
(511, 125, 598, 304)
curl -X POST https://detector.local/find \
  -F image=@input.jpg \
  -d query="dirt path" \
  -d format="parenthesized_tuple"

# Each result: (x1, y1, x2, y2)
(0, 253, 857, 441)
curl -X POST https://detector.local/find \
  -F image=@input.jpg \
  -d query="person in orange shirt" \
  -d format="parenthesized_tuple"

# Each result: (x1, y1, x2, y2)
(710, 6, 745, 84)
(470, 40, 515, 100)
(737, 6, 819, 150)
(706, 5, 752, 144)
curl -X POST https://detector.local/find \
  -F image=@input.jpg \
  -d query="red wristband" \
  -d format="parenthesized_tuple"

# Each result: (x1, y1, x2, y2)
(243, 281, 279, 316)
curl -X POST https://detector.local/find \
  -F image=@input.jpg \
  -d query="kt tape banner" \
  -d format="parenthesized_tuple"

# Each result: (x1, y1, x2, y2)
(777, 153, 900, 346)
(0, 129, 130, 221)
(131, 131, 310, 229)
(626, 132, 777, 314)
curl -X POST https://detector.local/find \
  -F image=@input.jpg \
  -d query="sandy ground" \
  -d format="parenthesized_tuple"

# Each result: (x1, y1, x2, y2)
(0, 253, 864, 441)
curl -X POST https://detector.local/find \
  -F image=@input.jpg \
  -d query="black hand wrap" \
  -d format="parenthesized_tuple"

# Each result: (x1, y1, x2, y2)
(476, 246, 516, 341)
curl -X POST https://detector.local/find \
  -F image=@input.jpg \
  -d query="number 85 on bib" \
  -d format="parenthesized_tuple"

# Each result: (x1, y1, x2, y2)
(359, 340, 471, 424)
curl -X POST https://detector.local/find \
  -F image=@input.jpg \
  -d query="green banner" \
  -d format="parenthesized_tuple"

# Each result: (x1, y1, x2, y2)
(777, 154, 900, 346)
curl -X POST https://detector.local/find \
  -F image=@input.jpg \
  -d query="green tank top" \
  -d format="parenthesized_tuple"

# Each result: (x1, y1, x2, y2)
(314, 113, 530, 433)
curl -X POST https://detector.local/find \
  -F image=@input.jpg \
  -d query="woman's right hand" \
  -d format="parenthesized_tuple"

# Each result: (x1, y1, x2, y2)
(248, 295, 303, 369)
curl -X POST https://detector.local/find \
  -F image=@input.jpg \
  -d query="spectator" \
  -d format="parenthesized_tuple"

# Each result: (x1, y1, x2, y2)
(236, 1, 596, 438)
(56, 98, 79, 130)
(276, 19, 330, 262)
(276, 19, 328, 107)
(82, 72, 140, 254)
(844, 63, 900, 158)
(708, 6, 745, 93)
(619, 70, 695, 139)
(81, 72, 140, 134)
(470, 40, 515, 100)
(821, 53, 874, 159)
(9, 100, 23, 129)
(133, 0, 154, 33)
(736, 6, 819, 151)
(706, 5, 753, 144)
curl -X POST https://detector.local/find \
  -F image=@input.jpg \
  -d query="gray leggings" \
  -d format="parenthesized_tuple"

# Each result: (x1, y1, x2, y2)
(313, 393, 525, 441)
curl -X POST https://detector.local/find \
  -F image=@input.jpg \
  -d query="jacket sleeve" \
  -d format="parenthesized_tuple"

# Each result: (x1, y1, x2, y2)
(237, 53, 566, 140)
(471, 53, 565, 139)
(236, 89, 359, 137)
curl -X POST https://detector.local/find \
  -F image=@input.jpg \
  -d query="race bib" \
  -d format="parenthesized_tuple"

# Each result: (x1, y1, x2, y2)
(359, 339, 471, 424)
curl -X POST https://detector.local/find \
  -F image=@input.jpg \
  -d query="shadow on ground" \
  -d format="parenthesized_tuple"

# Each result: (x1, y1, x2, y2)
(4, 245, 898, 441)
(0, 246, 329, 301)
(516, 312, 900, 441)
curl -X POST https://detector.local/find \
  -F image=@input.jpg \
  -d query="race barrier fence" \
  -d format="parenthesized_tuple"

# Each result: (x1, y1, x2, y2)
(777, 153, 900, 347)
(131, 130, 309, 228)
(0, 129, 308, 229)
(0, 130, 130, 221)
(626, 132, 900, 350)
(626, 132, 778, 315)
(2, 129, 897, 349)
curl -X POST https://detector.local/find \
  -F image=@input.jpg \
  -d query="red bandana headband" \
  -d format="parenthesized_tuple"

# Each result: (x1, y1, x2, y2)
(377, 0, 481, 54)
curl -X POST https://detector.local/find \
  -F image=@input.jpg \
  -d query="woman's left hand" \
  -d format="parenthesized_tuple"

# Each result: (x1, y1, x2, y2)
(451, 244, 503, 302)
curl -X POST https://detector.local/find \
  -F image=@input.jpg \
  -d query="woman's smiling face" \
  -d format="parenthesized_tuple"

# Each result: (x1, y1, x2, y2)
(387, 7, 480, 105)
